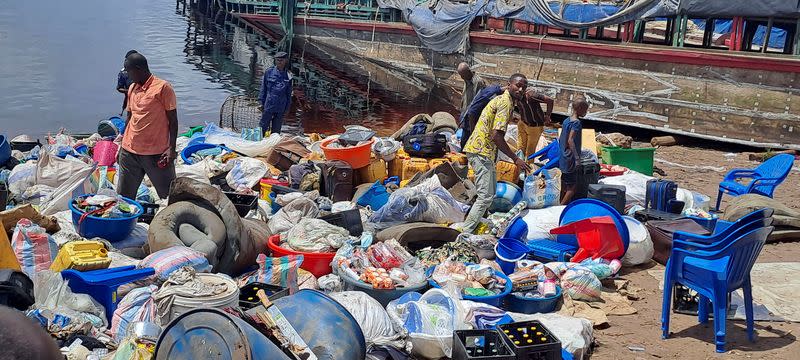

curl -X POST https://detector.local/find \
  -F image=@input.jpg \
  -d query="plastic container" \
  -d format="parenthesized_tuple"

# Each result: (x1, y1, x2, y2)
(588, 184, 626, 214)
(162, 273, 239, 324)
(428, 158, 449, 169)
(491, 181, 523, 213)
(428, 265, 513, 307)
(259, 178, 289, 200)
(341, 275, 428, 307)
(401, 158, 429, 180)
(238, 282, 290, 310)
(224, 192, 258, 217)
(320, 209, 363, 237)
(0, 269, 34, 311)
(155, 307, 293, 360)
(267, 235, 336, 278)
(69, 195, 143, 243)
(601, 146, 656, 176)
(0, 135, 11, 165)
(268, 192, 282, 214)
(320, 137, 374, 169)
(138, 202, 160, 224)
(50, 240, 111, 272)
(185, 134, 206, 148)
(599, 163, 627, 177)
(93, 140, 119, 166)
(503, 286, 562, 314)
(387, 158, 405, 178)
(495, 161, 520, 184)
(356, 181, 390, 211)
(495, 238, 530, 275)
(453, 329, 516, 360)
(446, 152, 468, 165)
(357, 159, 388, 184)
(181, 143, 226, 165)
(97, 116, 127, 138)
(527, 240, 576, 262)
(498, 320, 562, 360)
(9, 137, 41, 152)
(558, 198, 630, 252)
(503, 216, 529, 240)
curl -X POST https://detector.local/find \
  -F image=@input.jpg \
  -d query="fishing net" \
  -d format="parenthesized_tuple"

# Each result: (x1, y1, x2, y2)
(219, 95, 262, 131)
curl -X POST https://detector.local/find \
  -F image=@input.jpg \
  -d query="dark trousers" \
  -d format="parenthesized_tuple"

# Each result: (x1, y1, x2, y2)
(260, 111, 285, 134)
(117, 148, 176, 200)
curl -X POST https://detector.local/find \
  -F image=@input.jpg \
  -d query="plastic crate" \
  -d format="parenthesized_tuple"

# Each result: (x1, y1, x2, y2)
(320, 209, 363, 237)
(601, 146, 656, 176)
(499, 321, 562, 360)
(527, 240, 575, 262)
(238, 282, 290, 310)
(453, 329, 515, 360)
(138, 203, 160, 224)
(224, 192, 258, 217)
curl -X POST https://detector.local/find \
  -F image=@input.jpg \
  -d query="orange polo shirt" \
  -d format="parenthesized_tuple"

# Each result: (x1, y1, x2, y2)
(122, 75, 177, 155)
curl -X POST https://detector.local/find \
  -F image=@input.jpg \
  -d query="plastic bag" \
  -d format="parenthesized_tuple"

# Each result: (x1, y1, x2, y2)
(36, 150, 91, 188)
(369, 176, 468, 228)
(318, 274, 343, 293)
(285, 218, 349, 253)
(386, 288, 466, 359)
(268, 195, 320, 234)
(110, 285, 158, 341)
(33, 270, 107, 325)
(598, 172, 653, 206)
(523, 169, 561, 209)
(175, 161, 213, 185)
(560, 267, 602, 301)
(225, 157, 268, 192)
(367, 239, 411, 270)
(7, 162, 37, 196)
(11, 219, 58, 278)
(520, 206, 565, 240)
(205, 122, 282, 157)
(39, 163, 97, 215)
(330, 291, 409, 351)
(138, 246, 212, 284)
(236, 254, 304, 294)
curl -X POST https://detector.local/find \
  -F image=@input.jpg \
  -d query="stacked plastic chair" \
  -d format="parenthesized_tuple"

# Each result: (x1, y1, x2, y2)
(661, 208, 775, 353)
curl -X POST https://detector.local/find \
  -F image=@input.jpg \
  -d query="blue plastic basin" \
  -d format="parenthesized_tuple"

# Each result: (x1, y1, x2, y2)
(558, 198, 630, 251)
(503, 216, 529, 240)
(427, 264, 513, 307)
(181, 143, 227, 165)
(69, 195, 143, 243)
(504, 286, 562, 314)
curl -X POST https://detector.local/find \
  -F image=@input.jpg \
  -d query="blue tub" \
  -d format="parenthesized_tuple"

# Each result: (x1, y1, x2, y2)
(69, 195, 143, 243)
(181, 143, 227, 164)
(427, 265, 513, 307)
(504, 286, 562, 314)
(502, 216, 529, 240)
(495, 238, 530, 275)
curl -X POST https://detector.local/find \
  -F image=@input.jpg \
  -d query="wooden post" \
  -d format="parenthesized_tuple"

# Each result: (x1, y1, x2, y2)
(672, 15, 681, 47)
(579, 28, 588, 39)
(679, 14, 688, 47)
(795, 19, 800, 55)
(762, 17, 773, 53)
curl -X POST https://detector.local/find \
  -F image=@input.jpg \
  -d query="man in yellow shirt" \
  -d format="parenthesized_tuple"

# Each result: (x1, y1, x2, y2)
(462, 73, 531, 234)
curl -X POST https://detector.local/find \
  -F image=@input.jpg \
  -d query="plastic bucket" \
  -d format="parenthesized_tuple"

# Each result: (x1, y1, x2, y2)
(155, 308, 291, 360)
(502, 216, 529, 241)
(259, 178, 288, 201)
(69, 195, 143, 243)
(341, 275, 428, 307)
(494, 238, 529, 275)
(503, 286, 562, 314)
(97, 116, 126, 138)
(320, 137, 374, 169)
(427, 265, 512, 307)
(163, 273, 239, 324)
(93, 140, 118, 166)
(267, 235, 335, 277)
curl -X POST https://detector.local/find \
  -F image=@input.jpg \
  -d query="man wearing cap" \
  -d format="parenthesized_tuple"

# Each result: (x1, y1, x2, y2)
(258, 51, 293, 135)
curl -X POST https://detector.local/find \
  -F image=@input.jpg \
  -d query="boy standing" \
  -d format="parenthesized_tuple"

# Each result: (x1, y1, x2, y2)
(559, 97, 588, 205)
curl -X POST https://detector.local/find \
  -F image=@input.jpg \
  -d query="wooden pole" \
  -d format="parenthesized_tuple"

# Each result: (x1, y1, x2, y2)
(762, 17, 773, 53)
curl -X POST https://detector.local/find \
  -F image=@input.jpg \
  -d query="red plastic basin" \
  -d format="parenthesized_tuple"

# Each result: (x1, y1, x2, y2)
(320, 137, 374, 169)
(267, 235, 335, 278)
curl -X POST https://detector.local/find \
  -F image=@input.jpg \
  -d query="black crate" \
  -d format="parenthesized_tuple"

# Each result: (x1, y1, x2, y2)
(499, 321, 562, 360)
(453, 329, 515, 360)
(238, 282, 290, 310)
(319, 209, 363, 237)
(0, 269, 34, 311)
(224, 192, 258, 217)
(138, 202, 160, 224)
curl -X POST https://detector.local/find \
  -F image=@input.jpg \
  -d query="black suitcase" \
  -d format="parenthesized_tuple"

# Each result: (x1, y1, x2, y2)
(576, 159, 600, 200)
(403, 133, 448, 158)
(320, 160, 354, 202)
(0, 269, 34, 311)
(645, 179, 678, 212)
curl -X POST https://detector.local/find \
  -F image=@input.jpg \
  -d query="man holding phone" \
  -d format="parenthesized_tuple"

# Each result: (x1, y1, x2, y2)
(117, 52, 178, 200)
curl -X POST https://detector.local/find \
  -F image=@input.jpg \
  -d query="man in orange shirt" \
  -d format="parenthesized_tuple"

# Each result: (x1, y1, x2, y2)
(117, 53, 178, 200)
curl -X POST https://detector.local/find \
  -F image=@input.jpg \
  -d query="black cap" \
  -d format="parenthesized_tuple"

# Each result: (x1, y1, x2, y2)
(274, 51, 288, 59)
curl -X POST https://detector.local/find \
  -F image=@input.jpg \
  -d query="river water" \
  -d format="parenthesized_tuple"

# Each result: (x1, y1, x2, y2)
(0, 0, 452, 138)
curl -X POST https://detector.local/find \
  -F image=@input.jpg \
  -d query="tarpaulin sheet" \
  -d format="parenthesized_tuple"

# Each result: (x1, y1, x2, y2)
(696, 19, 789, 50)
(668, 0, 800, 18)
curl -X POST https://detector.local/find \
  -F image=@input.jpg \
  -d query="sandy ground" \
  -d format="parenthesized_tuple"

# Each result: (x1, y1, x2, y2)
(589, 145, 800, 359)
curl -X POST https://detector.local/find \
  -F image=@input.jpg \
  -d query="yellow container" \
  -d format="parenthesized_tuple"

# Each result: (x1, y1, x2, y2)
(428, 158, 449, 169)
(496, 160, 520, 184)
(402, 158, 430, 180)
(50, 240, 111, 272)
(357, 159, 388, 184)
(445, 152, 468, 166)
(399, 179, 411, 188)
(468, 168, 475, 182)
(0, 228, 21, 271)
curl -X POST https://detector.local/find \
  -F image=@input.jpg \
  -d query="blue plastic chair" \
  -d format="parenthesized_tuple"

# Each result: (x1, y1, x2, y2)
(673, 208, 774, 246)
(661, 226, 773, 353)
(527, 139, 560, 175)
(62, 266, 155, 324)
(715, 154, 794, 211)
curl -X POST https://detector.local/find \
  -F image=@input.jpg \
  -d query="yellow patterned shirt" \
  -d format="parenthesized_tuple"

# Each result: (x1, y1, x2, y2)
(463, 90, 513, 161)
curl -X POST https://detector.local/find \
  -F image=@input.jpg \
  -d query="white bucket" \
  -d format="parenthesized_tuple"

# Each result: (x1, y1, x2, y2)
(163, 273, 240, 324)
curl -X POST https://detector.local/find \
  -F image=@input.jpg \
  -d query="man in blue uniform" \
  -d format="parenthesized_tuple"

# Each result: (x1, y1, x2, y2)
(258, 51, 293, 135)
